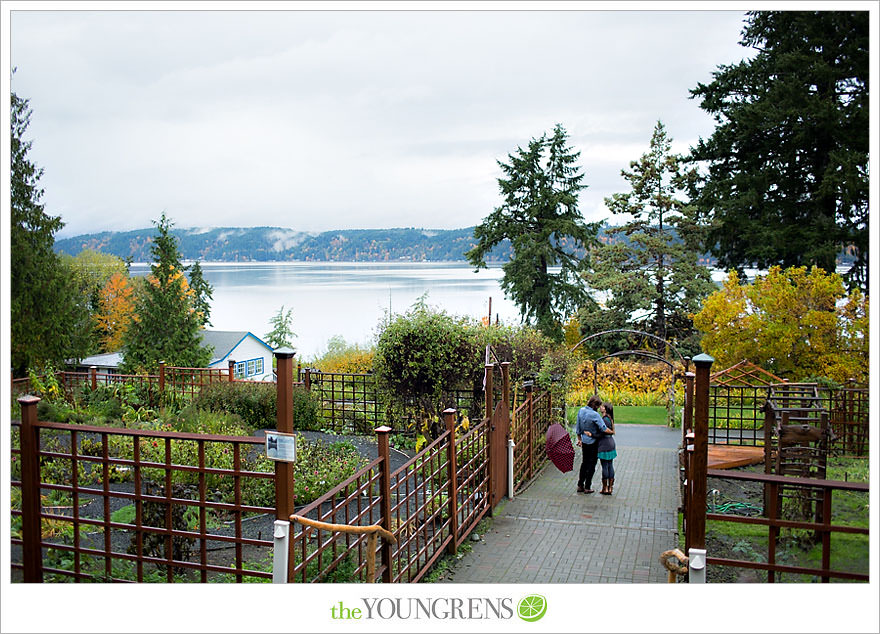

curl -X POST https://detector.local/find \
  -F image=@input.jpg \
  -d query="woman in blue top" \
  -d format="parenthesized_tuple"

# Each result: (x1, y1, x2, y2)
(597, 402, 617, 495)
(576, 395, 613, 494)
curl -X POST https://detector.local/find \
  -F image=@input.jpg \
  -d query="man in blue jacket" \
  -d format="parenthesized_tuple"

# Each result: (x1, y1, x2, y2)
(575, 395, 609, 494)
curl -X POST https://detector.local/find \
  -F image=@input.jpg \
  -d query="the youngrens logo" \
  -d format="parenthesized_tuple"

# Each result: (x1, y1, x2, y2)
(329, 595, 547, 621)
(516, 594, 548, 622)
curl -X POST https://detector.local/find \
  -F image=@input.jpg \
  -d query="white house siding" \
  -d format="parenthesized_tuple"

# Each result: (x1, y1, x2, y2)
(210, 335, 273, 382)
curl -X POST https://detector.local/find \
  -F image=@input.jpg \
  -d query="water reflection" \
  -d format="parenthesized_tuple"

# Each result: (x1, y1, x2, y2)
(129, 262, 520, 359)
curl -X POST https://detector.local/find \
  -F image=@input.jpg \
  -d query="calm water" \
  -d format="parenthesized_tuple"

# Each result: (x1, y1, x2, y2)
(129, 262, 521, 359)
(128, 261, 848, 360)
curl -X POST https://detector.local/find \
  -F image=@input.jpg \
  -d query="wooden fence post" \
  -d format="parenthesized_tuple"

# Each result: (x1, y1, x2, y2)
(228, 359, 236, 382)
(690, 354, 713, 557)
(484, 364, 494, 419)
(19, 395, 43, 583)
(443, 409, 459, 555)
(683, 372, 695, 440)
(90, 366, 97, 391)
(763, 401, 775, 517)
(484, 364, 495, 516)
(158, 361, 166, 392)
(273, 347, 296, 580)
(304, 368, 311, 391)
(375, 426, 394, 583)
(525, 382, 534, 481)
(500, 362, 510, 408)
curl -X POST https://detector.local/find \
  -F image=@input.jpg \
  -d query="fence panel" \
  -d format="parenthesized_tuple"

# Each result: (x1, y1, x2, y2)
(819, 386, 869, 456)
(10, 417, 274, 583)
(307, 371, 384, 434)
(511, 400, 531, 493)
(708, 384, 768, 446)
(704, 470, 869, 582)
(289, 458, 386, 583)
(530, 391, 551, 475)
(454, 417, 491, 542)
(388, 432, 455, 582)
(166, 367, 231, 400)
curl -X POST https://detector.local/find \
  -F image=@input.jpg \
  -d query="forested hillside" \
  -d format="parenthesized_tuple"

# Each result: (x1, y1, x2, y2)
(55, 226, 514, 262)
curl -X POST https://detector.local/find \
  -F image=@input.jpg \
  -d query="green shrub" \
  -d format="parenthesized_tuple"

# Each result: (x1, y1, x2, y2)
(293, 436, 368, 506)
(192, 382, 319, 432)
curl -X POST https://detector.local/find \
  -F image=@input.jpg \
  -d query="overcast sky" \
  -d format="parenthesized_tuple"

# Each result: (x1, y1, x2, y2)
(6, 5, 755, 238)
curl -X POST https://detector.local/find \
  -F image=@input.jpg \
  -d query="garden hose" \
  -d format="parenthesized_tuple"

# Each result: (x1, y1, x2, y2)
(708, 500, 763, 516)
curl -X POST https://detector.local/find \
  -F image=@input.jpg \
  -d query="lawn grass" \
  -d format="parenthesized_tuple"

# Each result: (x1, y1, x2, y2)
(567, 404, 670, 426)
(704, 456, 869, 582)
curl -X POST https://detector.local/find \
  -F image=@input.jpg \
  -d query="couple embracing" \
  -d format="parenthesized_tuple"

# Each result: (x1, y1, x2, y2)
(575, 395, 617, 495)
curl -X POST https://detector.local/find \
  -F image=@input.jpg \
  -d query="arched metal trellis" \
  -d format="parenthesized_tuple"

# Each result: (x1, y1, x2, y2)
(570, 329, 688, 369)
(570, 329, 689, 426)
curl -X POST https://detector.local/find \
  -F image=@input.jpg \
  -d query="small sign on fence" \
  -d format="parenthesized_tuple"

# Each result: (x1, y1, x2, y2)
(265, 431, 297, 462)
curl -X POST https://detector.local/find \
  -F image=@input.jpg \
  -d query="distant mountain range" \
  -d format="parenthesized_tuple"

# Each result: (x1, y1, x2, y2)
(54, 226, 505, 263)
(54, 224, 729, 266)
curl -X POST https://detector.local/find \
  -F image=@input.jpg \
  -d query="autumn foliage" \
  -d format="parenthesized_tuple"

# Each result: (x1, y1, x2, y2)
(692, 266, 868, 384)
(568, 358, 676, 407)
(93, 272, 135, 352)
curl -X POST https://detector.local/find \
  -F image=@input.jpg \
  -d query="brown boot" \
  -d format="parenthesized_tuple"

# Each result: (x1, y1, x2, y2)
(607, 478, 614, 495)
(600, 478, 610, 495)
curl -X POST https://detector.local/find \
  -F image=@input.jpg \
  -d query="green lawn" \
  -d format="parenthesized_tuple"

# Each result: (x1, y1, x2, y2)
(567, 405, 670, 426)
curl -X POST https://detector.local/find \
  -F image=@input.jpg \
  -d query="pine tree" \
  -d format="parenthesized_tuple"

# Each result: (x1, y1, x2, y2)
(121, 213, 212, 372)
(264, 305, 295, 349)
(188, 261, 213, 328)
(10, 88, 91, 375)
(466, 124, 598, 341)
(582, 122, 715, 355)
(688, 10, 869, 291)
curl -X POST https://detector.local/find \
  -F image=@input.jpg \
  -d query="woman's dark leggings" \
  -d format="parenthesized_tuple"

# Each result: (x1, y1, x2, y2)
(600, 459, 614, 479)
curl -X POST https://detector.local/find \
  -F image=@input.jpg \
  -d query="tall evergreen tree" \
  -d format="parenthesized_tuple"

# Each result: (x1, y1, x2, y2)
(688, 10, 869, 291)
(581, 122, 715, 355)
(121, 213, 212, 372)
(188, 261, 213, 328)
(10, 89, 91, 375)
(466, 124, 598, 341)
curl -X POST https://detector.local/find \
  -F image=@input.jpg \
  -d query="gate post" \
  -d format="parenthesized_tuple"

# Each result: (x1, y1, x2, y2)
(228, 359, 236, 382)
(90, 366, 98, 391)
(273, 347, 296, 580)
(500, 362, 510, 408)
(19, 395, 43, 583)
(689, 353, 713, 583)
(525, 382, 534, 480)
(443, 409, 459, 555)
(484, 364, 494, 419)
(158, 361, 166, 392)
(375, 426, 394, 583)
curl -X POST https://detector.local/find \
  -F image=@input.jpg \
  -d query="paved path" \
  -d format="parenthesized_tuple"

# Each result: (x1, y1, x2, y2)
(438, 424, 682, 584)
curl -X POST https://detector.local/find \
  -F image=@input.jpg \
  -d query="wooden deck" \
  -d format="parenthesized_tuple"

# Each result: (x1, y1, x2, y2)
(708, 444, 764, 469)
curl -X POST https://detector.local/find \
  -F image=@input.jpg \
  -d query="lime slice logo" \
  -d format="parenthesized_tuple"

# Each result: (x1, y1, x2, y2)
(517, 594, 547, 622)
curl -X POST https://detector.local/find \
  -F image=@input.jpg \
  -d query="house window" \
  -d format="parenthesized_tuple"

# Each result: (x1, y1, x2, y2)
(235, 357, 264, 379)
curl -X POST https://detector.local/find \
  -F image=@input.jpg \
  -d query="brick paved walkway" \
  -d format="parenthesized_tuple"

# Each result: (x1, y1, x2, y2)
(438, 424, 681, 584)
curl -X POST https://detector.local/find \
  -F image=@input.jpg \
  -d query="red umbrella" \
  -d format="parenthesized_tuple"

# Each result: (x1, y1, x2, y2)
(545, 423, 575, 473)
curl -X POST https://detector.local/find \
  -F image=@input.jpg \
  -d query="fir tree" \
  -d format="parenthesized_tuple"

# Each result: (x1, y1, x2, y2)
(582, 122, 715, 355)
(10, 88, 91, 375)
(466, 124, 598, 341)
(688, 10, 869, 291)
(121, 213, 212, 372)
(188, 261, 213, 328)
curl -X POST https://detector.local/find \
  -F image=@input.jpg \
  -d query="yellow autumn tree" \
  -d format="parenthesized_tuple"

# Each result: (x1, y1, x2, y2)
(693, 266, 868, 384)
(93, 272, 136, 352)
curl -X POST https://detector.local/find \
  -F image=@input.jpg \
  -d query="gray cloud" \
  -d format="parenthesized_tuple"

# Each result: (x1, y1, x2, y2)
(8, 7, 750, 238)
